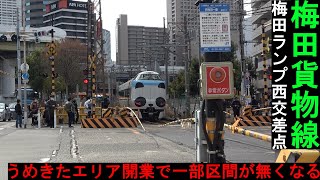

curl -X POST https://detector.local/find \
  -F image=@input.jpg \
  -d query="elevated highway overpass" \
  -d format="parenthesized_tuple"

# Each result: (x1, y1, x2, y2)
(0, 41, 46, 103)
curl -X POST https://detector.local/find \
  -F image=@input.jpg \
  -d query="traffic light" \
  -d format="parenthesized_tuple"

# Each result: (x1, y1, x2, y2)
(83, 78, 89, 84)
(34, 30, 49, 43)
(267, 66, 272, 80)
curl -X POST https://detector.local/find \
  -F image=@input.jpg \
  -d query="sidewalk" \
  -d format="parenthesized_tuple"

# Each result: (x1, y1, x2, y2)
(0, 123, 61, 180)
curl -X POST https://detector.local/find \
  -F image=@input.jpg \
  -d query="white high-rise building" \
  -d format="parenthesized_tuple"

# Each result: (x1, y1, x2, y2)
(166, 0, 242, 66)
(103, 29, 112, 65)
(0, 0, 22, 31)
(251, 0, 272, 101)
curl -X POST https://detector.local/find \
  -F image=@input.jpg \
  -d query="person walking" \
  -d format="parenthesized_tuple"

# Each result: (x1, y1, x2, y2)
(64, 97, 74, 128)
(15, 99, 23, 128)
(231, 97, 241, 117)
(30, 98, 38, 126)
(72, 98, 79, 124)
(47, 95, 57, 128)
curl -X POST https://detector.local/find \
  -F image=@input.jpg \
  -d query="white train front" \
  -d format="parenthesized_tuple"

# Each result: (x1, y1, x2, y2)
(118, 71, 166, 120)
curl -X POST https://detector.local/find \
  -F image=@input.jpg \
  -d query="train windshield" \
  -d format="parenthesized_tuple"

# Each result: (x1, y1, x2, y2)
(138, 74, 162, 80)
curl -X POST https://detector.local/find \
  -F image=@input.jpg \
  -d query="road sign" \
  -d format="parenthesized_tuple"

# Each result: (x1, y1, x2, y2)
(46, 42, 57, 56)
(20, 63, 29, 72)
(199, 3, 231, 52)
(21, 73, 29, 80)
(22, 79, 29, 84)
(200, 62, 234, 99)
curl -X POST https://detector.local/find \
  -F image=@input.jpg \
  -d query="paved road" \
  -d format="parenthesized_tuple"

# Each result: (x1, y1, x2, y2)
(144, 122, 274, 163)
(1, 119, 274, 180)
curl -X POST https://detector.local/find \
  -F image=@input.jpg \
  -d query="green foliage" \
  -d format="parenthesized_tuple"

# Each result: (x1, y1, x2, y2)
(42, 76, 66, 95)
(26, 49, 47, 93)
(169, 70, 185, 98)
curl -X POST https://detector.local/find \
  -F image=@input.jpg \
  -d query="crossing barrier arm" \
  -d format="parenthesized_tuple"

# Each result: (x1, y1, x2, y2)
(125, 107, 146, 132)
(251, 107, 272, 112)
(224, 124, 271, 142)
(276, 149, 320, 163)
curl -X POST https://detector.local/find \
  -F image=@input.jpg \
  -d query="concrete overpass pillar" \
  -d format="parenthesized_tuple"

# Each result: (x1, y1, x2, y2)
(2, 58, 16, 97)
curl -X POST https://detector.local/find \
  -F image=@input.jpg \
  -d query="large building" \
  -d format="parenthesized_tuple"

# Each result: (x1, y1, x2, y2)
(0, 0, 22, 31)
(103, 29, 112, 65)
(25, 0, 55, 28)
(166, 0, 242, 65)
(116, 14, 167, 69)
(43, 0, 89, 42)
(251, 0, 271, 101)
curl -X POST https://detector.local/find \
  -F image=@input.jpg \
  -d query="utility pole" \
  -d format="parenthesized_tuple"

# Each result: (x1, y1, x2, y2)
(87, 0, 93, 97)
(16, 8, 22, 102)
(184, 15, 191, 118)
(262, 23, 268, 108)
(239, 0, 246, 102)
(97, 0, 106, 98)
(163, 17, 169, 97)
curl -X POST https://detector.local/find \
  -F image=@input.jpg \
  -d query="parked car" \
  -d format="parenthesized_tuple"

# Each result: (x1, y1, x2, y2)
(8, 102, 17, 120)
(0, 103, 11, 121)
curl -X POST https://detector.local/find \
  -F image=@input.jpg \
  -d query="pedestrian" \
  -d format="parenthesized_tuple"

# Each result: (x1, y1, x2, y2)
(250, 97, 259, 109)
(84, 97, 92, 118)
(72, 98, 79, 124)
(47, 95, 57, 128)
(64, 97, 74, 128)
(101, 96, 110, 109)
(231, 97, 241, 117)
(30, 98, 38, 126)
(15, 99, 23, 128)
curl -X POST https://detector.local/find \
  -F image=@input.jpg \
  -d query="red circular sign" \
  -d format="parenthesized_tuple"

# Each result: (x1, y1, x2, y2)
(209, 67, 226, 83)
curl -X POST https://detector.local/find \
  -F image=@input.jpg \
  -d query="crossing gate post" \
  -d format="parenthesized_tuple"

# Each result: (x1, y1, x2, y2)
(195, 109, 208, 162)
(37, 110, 41, 128)
(54, 109, 57, 129)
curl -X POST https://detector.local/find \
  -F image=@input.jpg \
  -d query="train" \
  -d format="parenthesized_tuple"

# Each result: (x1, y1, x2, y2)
(118, 71, 166, 120)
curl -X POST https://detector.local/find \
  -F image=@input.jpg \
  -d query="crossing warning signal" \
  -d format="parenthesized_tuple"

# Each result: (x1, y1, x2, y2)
(83, 78, 89, 84)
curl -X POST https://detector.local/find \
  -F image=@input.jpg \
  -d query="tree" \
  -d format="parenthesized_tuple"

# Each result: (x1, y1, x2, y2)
(55, 39, 87, 94)
(27, 49, 49, 94)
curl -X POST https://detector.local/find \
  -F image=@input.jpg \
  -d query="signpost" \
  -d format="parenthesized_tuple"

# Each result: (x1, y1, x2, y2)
(199, 3, 231, 53)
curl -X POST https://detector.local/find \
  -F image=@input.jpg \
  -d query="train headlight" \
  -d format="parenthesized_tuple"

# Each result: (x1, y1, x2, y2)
(156, 97, 166, 107)
(134, 97, 146, 107)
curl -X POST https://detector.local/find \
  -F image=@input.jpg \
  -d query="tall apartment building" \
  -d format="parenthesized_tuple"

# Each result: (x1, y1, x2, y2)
(116, 14, 167, 69)
(103, 29, 112, 65)
(25, 0, 55, 28)
(166, 0, 242, 65)
(0, 0, 22, 31)
(251, 0, 271, 101)
(43, 0, 89, 43)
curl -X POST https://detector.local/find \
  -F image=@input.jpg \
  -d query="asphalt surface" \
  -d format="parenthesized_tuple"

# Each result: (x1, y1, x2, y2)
(144, 122, 274, 163)
(1, 118, 273, 180)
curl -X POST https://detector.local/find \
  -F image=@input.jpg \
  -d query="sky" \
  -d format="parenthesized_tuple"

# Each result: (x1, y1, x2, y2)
(99, 0, 252, 62)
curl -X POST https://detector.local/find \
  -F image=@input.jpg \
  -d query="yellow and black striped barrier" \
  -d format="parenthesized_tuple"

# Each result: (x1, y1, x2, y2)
(234, 116, 271, 127)
(276, 149, 320, 163)
(242, 106, 253, 116)
(81, 116, 138, 128)
(102, 108, 113, 118)
(224, 124, 271, 142)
